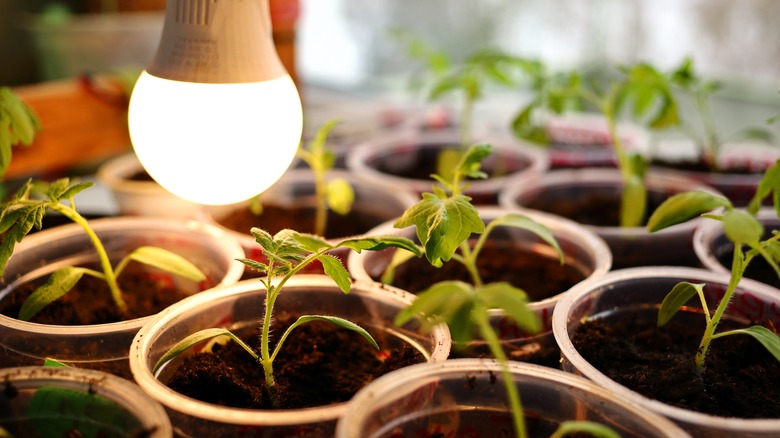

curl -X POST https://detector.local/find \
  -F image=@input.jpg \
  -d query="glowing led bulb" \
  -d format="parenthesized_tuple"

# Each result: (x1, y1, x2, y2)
(128, 0, 302, 205)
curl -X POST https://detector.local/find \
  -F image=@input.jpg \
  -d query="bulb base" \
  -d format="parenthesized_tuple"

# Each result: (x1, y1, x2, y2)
(148, 0, 285, 84)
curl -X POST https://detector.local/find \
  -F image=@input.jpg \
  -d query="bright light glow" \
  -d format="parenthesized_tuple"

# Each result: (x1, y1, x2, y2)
(128, 71, 302, 205)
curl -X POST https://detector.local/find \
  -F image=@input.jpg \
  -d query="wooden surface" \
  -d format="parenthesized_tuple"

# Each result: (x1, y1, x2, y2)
(7, 78, 131, 180)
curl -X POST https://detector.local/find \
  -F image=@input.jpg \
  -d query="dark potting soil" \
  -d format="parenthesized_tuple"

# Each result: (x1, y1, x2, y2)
(165, 313, 424, 410)
(0, 263, 191, 325)
(217, 204, 388, 239)
(573, 311, 780, 419)
(387, 241, 586, 301)
(524, 191, 662, 228)
(128, 169, 156, 182)
(651, 157, 763, 175)
(382, 241, 581, 368)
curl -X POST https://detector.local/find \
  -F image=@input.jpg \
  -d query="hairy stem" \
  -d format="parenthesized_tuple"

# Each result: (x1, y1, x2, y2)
(694, 90, 719, 171)
(695, 245, 744, 373)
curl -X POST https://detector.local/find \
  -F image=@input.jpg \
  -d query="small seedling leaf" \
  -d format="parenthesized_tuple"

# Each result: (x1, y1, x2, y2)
(458, 144, 492, 180)
(748, 160, 780, 215)
(123, 246, 206, 281)
(283, 315, 379, 351)
(237, 258, 268, 273)
(250, 227, 275, 250)
(380, 248, 419, 284)
(319, 254, 351, 294)
(326, 178, 355, 215)
(714, 326, 780, 363)
(395, 281, 472, 329)
(43, 358, 70, 367)
(59, 182, 94, 200)
(153, 328, 257, 373)
(394, 193, 484, 266)
(292, 232, 332, 253)
(19, 267, 86, 321)
(722, 209, 763, 246)
(477, 282, 540, 334)
(658, 282, 704, 327)
(647, 191, 731, 232)
(550, 421, 620, 438)
(489, 214, 564, 263)
(338, 235, 421, 256)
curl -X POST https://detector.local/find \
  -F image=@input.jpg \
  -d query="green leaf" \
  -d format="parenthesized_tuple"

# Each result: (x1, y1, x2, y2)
(250, 227, 276, 251)
(477, 282, 540, 334)
(620, 174, 647, 228)
(237, 258, 268, 273)
(122, 246, 206, 281)
(1, 87, 37, 145)
(59, 182, 94, 200)
(748, 160, 780, 215)
(396, 281, 479, 342)
(153, 328, 257, 373)
(722, 209, 763, 246)
(395, 281, 472, 329)
(550, 421, 620, 438)
(282, 315, 379, 351)
(647, 191, 732, 232)
(19, 267, 86, 321)
(326, 178, 355, 215)
(319, 254, 352, 294)
(658, 282, 704, 327)
(43, 358, 70, 367)
(457, 144, 492, 180)
(292, 232, 332, 253)
(394, 193, 484, 267)
(338, 235, 422, 256)
(714, 326, 780, 363)
(488, 214, 564, 264)
(45, 178, 71, 201)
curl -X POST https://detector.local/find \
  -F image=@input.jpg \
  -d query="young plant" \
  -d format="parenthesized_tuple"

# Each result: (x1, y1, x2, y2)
(0, 87, 41, 180)
(668, 57, 774, 172)
(391, 28, 539, 147)
(295, 119, 354, 236)
(647, 160, 780, 374)
(153, 227, 420, 407)
(0, 178, 206, 320)
(512, 62, 680, 227)
(393, 143, 616, 438)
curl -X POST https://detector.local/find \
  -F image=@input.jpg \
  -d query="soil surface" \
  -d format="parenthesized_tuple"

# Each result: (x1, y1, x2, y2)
(217, 204, 389, 239)
(165, 312, 424, 410)
(572, 310, 780, 419)
(386, 241, 585, 301)
(0, 263, 191, 325)
(378, 240, 584, 368)
(524, 190, 665, 228)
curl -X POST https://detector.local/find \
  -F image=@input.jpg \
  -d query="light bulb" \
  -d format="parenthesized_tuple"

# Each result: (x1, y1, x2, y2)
(128, 0, 302, 205)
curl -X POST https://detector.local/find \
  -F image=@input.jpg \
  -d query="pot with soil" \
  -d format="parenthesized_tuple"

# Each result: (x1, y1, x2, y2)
(500, 167, 722, 269)
(97, 152, 202, 218)
(0, 365, 172, 437)
(129, 275, 451, 437)
(553, 266, 780, 437)
(531, 111, 651, 170)
(650, 139, 780, 207)
(200, 168, 417, 276)
(694, 207, 780, 289)
(0, 217, 244, 378)
(346, 128, 548, 205)
(348, 206, 611, 367)
(335, 358, 688, 438)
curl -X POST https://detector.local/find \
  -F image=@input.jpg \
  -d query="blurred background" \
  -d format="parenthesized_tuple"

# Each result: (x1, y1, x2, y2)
(2, 0, 779, 181)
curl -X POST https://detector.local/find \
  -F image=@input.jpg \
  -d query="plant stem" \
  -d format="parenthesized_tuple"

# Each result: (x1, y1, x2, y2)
(49, 203, 127, 312)
(260, 275, 279, 406)
(457, 243, 483, 287)
(695, 244, 744, 373)
(258, 248, 330, 407)
(694, 90, 719, 171)
(474, 309, 526, 438)
(313, 162, 328, 237)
